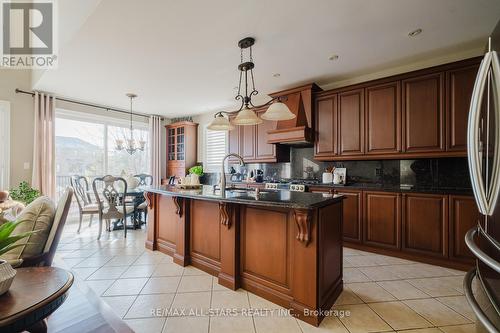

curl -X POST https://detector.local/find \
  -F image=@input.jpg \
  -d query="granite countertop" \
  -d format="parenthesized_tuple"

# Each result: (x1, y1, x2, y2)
(145, 185, 344, 209)
(309, 183, 473, 195)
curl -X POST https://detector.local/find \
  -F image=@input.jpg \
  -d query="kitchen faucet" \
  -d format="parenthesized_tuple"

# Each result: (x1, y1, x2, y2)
(220, 153, 244, 197)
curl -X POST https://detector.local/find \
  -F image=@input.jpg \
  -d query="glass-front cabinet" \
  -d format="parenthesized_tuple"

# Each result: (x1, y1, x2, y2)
(165, 121, 198, 179)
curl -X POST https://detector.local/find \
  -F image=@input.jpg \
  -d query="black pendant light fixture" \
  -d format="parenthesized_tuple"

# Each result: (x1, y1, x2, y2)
(208, 37, 296, 131)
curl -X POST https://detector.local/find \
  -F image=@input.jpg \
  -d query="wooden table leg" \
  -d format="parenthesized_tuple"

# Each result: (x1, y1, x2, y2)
(27, 318, 47, 333)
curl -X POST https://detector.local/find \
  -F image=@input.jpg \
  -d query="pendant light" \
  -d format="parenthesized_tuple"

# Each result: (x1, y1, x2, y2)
(208, 37, 295, 131)
(115, 93, 146, 154)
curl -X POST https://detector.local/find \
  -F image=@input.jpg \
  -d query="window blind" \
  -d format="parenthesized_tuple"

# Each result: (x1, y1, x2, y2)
(204, 128, 227, 172)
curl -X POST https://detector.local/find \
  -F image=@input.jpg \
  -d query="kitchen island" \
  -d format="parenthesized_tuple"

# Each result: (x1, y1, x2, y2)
(143, 185, 344, 326)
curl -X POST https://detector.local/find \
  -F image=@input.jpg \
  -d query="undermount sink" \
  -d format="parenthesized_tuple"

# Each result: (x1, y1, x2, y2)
(226, 188, 274, 194)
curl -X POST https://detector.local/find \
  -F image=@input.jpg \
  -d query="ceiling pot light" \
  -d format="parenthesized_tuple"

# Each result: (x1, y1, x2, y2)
(408, 28, 422, 37)
(209, 37, 295, 130)
(207, 113, 234, 131)
(261, 101, 295, 121)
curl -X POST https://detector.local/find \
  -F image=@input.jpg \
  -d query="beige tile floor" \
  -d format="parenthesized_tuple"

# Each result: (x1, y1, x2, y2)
(54, 214, 479, 333)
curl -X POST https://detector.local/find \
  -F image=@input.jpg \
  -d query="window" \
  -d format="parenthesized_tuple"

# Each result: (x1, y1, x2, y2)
(0, 101, 10, 189)
(55, 109, 149, 198)
(204, 127, 227, 172)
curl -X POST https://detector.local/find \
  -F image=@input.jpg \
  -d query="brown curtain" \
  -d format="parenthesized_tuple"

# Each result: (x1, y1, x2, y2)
(149, 115, 162, 186)
(32, 92, 56, 198)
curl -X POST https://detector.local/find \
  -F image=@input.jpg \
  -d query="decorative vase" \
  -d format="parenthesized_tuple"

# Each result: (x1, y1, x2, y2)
(0, 260, 16, 295)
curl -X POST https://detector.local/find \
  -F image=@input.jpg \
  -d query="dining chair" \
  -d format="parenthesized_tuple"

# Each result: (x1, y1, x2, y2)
(133, 174, 153, 223)
(70, 175, 99, 233)
(134, 174, 153, 186)
(92, 175, 134, 239)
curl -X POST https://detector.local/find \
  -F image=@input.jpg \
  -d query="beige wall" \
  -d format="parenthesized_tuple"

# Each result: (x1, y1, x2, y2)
(0, 69, 34, 187)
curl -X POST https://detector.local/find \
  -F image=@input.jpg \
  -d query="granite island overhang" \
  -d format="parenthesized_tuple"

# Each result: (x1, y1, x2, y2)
(143, 185, 344, 326)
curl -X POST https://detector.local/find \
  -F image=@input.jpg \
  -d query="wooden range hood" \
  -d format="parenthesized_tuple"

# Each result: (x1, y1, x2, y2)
(267, 83, 322, 146)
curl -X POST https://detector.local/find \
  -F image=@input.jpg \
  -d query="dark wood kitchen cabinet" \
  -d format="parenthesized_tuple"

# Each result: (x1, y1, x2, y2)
(402, 193, 448, 258)
(313, 57, 481, 161)
(365, 81, 401, 155)
(228, 112, 289, 164)
(166, 121, 198, 178)
(449, 195, 480, 262)
(337, 188, 363, 243)
(446, 64, 480, 151)
(240, 123, 256, 160)
(315, 94, 337, 158)
(402, 72, 445, 153)
(338, 89, 364, 156)
(255, 109, 280, 161)
(363, 191, 401, 249)
(228, 115, 241, 164)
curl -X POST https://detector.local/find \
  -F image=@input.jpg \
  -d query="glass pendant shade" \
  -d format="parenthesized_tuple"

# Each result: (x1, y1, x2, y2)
(260, 101, 296, 121)
(207, 114, 234, 131)
(232, 107, 263, 125)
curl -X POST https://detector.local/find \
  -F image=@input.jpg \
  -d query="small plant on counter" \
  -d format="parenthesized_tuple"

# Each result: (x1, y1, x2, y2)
(9, 181, 40, 205)
(188, 165, 204, 176)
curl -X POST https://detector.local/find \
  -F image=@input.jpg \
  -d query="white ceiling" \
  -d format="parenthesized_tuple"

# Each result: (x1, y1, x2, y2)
(34, 0, 500, 117)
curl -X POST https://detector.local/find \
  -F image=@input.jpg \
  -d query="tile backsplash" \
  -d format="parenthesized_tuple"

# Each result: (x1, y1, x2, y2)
(201, 147, 471, 190)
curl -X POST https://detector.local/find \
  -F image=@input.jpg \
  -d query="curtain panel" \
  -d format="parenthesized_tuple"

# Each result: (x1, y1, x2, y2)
(32, 92, 56, 198)
(149, 115, 162, 186)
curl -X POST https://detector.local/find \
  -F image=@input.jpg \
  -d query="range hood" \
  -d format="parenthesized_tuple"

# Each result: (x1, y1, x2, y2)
(266, 83, 322, 146)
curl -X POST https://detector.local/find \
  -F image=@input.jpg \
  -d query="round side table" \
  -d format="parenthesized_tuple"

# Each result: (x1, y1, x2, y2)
(0, 267, 73, 333)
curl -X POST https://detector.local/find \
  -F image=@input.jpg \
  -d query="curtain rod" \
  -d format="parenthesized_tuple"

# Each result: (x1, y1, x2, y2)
(15, 88, 164, 120)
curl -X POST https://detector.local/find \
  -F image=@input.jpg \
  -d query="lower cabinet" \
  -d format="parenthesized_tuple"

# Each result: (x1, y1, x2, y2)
(402, 193, 448, 258)
(336, 189, 363, 243)
(363, 191, 401, 250)
(449, 195, 480, 262)
(308, 187, 476, 267)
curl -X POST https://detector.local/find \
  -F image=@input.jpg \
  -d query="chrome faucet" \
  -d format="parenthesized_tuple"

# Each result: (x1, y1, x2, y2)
(220, 153, 244, 196)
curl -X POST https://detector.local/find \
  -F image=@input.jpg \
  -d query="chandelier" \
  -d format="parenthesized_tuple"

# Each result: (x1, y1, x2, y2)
(208, 37, 296, 131)
(115, 93, 146, 155)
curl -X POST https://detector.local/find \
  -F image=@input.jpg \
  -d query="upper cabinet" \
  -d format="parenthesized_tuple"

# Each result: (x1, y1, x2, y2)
(227, 115, 241, 164)
(314, 57, 481, 161)
(402, 73, 445, 153)
(338, 89, 364, 156)
(365, 81, 401, 155)
(315, 94, 337, 157)
(446, 64, 480, 151)
(227, 109, 289, 164)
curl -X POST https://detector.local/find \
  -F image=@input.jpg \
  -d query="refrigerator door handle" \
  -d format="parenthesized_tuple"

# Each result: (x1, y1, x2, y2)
(487, 51, 500, 215)
(464, 268, 499, 333)
(466, 226, 500, 274)
(468, 50, 500, 216)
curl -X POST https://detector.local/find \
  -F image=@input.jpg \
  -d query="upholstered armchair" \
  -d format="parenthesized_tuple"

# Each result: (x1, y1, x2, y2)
(1, 188, 74, 268)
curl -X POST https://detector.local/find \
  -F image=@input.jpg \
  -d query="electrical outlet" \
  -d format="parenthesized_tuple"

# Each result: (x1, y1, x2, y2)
(23, 162, 30, 170)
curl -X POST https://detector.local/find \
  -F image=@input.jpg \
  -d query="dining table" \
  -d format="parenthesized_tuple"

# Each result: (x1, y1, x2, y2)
(87, 186, 148, 230)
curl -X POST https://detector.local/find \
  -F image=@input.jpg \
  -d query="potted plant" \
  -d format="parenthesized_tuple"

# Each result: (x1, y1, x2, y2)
(188, 165, 204, 184)
(0, 220, 37, 295)
(9, 182, 40, 205)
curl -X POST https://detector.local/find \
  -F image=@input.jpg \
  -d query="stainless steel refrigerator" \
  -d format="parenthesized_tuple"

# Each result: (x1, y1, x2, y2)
(465, 19, 500, 333)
